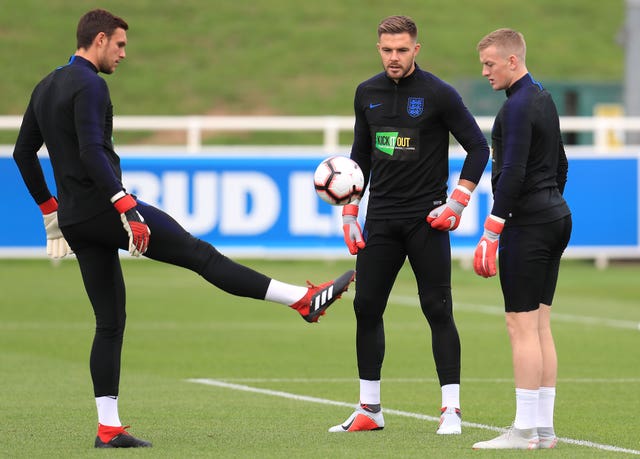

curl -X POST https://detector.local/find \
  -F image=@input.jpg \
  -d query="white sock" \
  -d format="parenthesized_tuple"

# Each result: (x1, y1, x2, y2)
(264, 279, 308, 305)
(359, 379, 381, 405)
(96, 396, 121, 426)
(441, 383, 460, 409)
(513, 388, 539, 429)
(537, 386, 556, 428)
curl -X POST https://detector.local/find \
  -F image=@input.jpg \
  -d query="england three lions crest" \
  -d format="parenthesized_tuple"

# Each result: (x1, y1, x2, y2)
(407, 97, 424, 118)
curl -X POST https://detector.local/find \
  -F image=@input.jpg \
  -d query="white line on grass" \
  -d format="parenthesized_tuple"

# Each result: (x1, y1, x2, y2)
(188, 377, 640, 384)
(3, 303, 639, 332)
(187, 378, 640, 456)
(391, 295, 640, 331)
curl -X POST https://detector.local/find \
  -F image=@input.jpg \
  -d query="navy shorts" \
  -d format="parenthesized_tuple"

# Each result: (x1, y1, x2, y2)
(498, 215, 572, 313)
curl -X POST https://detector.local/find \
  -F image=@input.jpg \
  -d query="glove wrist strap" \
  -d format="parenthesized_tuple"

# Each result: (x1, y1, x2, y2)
(484, 214, 505, 234)
(38, 197, 58, 215)
(112, 192, 137, 214)
(342, 203, 359, 217)
(451, 186, 471, 207)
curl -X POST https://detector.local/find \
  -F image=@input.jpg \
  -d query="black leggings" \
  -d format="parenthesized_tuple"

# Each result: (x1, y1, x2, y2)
(62, 202, 271, 396)
(354, 218, 460, 386)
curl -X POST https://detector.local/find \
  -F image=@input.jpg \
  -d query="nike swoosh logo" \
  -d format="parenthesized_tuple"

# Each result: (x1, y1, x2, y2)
(369, 103, 383, 109)
(342, 419, 355, 430)
(479, 240, 488, 273)
(479, 240, 488, 258)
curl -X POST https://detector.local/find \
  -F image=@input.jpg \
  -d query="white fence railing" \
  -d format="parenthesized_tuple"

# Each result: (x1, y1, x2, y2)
(3, 115, 640, 153)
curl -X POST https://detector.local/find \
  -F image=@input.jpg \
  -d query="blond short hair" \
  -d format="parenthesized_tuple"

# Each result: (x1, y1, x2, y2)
(477, 28, 526, 62)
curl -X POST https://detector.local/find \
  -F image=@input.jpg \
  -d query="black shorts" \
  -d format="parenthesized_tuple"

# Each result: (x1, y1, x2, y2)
(498, 215, 572, 313)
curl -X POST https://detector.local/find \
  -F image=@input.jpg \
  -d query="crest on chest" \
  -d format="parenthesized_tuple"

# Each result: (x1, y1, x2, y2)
(407, 97, 424, 118)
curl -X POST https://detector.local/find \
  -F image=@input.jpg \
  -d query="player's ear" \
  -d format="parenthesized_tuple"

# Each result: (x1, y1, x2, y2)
(93, 31, 107, 48)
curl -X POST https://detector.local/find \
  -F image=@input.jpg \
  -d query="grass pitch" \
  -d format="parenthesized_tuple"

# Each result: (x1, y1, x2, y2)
(1, 257, 639, 458)
(0, 1, 624, 145)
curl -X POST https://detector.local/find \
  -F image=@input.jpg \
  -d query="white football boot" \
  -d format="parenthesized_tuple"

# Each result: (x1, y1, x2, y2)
(537, 427, 558, 449)
(472, 426, 539, 450)
(328, 404, 384, 432)
(436, 407, 462, 435)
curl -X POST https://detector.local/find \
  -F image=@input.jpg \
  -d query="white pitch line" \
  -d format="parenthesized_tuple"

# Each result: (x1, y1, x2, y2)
(193, 377, 640, 384)
(187, 378, 640, 456)
(391, 295, 640, 331)
(3, 300, 638, 332)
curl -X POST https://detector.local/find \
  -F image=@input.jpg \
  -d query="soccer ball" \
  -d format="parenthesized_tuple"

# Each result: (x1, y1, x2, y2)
(313, 155, 364, 206)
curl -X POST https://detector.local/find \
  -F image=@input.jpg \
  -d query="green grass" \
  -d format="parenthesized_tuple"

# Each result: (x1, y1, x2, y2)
(1, 258, 639, 458)
(0, 1, 624, 144)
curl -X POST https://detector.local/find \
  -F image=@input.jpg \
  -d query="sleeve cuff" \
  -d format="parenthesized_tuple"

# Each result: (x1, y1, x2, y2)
(38, 197, 58, 215)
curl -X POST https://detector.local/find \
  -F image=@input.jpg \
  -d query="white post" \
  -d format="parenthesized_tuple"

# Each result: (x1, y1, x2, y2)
(186, 116, 202, 153)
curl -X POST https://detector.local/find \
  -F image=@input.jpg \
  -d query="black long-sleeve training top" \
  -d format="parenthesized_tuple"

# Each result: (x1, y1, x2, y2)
(13, 55, 125, 226)
(350, 64, 489, 219)
(490, 73, 570, 225)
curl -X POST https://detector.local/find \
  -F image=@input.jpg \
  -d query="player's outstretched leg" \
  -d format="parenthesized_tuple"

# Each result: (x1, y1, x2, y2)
(94, 424, 152, 448)
(328, 403, 384, 432)
(290, 270, 355, 323)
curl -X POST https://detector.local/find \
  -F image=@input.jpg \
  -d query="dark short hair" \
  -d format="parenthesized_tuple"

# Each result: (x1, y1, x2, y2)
(76, 9, 128, 50)
(377, 15, 417, 39)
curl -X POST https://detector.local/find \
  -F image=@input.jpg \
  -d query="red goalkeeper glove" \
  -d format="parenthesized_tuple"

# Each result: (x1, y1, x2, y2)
(427, 185, 472, 231)
(39, 197, 73, 259)
(473, 215, 505, 278)
(342, 201, 365, 255)
(111, 192, 150, 257)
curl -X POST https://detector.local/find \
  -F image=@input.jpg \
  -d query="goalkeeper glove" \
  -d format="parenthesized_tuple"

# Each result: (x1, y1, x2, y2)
(473, 215, 505, 278)
(427, 185, 472, 231)
(111, 191, 150, 257)
(39, 197, 73, 259)
(342, 200, 365, 255)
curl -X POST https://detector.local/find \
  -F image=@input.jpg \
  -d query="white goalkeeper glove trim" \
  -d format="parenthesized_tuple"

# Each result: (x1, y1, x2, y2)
(110, 190, 127, 203)
(43, 211, 73, 259)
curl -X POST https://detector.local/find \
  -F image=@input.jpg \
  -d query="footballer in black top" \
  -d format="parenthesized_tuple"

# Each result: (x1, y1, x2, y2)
(483, 71, 572, 312)
(13, 9, 355, 448)
(330, 16, 489, 435)
(351, 63, 489, 219)
(471, 29, 571, 449)
(489, 73, 570, 226)
(14, 55, 122, 227)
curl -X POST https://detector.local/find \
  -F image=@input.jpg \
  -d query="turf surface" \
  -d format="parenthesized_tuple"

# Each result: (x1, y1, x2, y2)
(1, 258, 639, 457)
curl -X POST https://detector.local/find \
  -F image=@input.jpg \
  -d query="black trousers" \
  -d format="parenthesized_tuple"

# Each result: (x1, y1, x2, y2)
(353, 217, 460, 386)
(61, 201, 271, 396)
